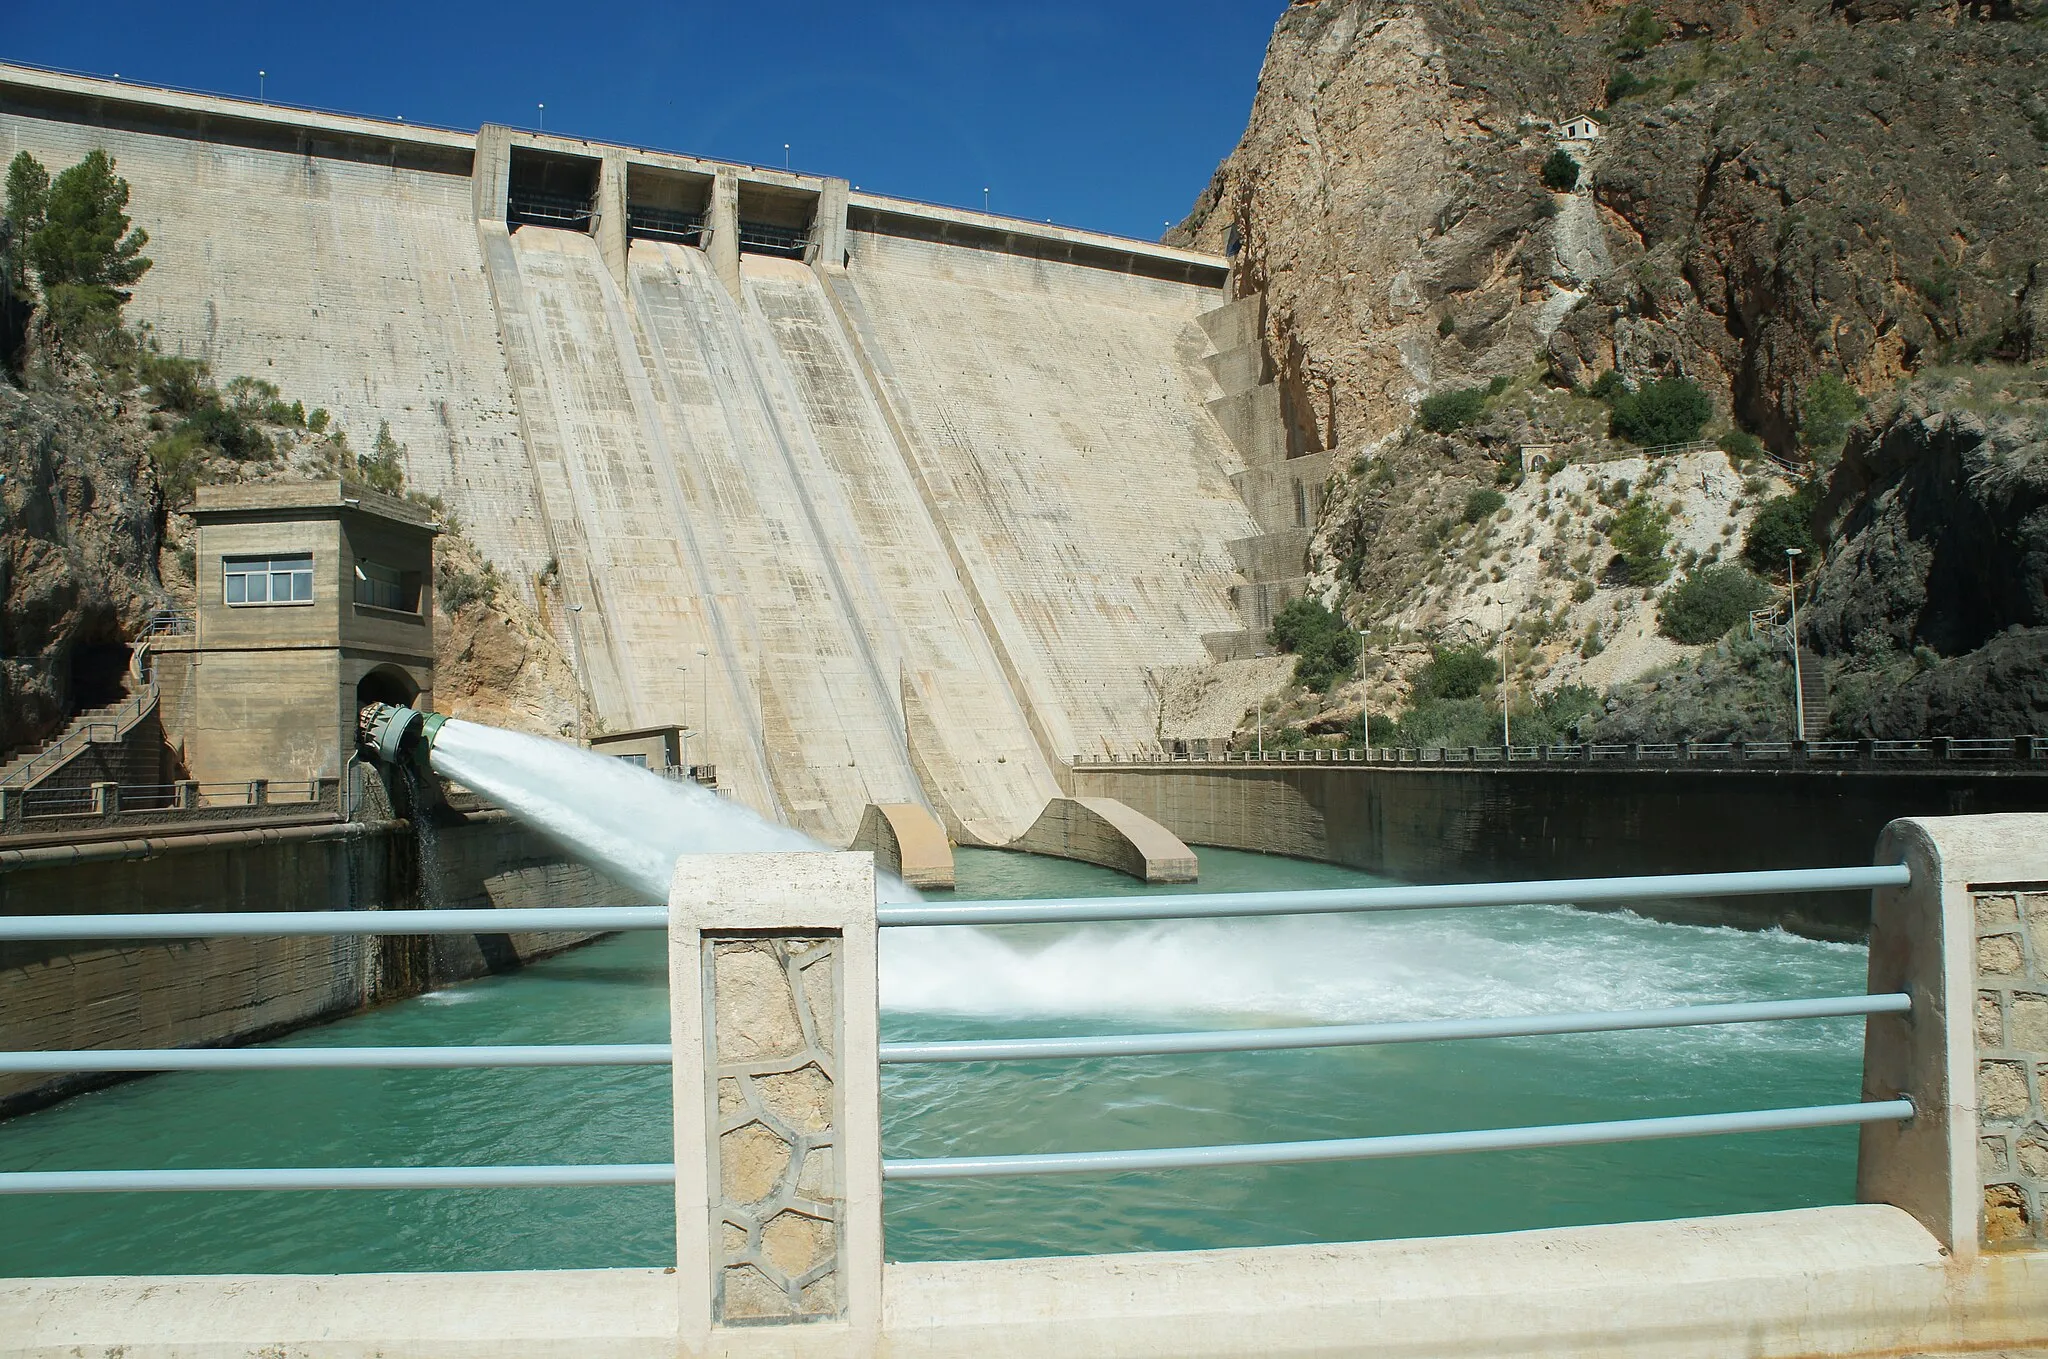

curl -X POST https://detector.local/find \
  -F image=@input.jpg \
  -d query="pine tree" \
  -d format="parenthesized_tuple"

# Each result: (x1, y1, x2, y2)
(26, 149, 151, 338)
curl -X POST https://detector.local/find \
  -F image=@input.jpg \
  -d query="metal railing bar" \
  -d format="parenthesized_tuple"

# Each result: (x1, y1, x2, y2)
(0, 906, 668, 941)
(0, 864, 1913, 939)
(878, 863, 1912, 928)
(876, 993, 1911, 1064)
(0, 1044, 674, 1073)
(0, 1164, 677, 1195)
(880, 1099, 1914, 1180)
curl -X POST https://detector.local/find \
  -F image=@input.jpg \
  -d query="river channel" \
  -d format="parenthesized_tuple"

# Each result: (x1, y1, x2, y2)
(0, 847, 1868, 1274)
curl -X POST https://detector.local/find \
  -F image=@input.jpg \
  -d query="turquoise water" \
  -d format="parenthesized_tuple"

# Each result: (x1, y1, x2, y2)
(0, 848, 1868, 1274)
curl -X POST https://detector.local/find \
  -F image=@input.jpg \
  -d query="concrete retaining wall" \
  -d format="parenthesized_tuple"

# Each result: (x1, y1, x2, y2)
(1071, 762, 2048, 936)
(0, 808, 640, 1116)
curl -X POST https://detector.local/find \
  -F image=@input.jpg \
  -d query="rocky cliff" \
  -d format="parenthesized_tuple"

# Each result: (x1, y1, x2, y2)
(0, 364, 161, 753)
(1169, 0, 2047, 741)
(1175, 0, 2047, 455)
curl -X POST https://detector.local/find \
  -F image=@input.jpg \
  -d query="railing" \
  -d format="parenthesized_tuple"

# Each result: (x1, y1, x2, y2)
(0, 862, 1913, 1198)
(507, 191, 595, 231)
(737, 219, 809, 257)
(139, 608, 195, 638)
(1077, 736, 2047, 768)
(0, 680, 159, 790)
(626, 205, 705, 245)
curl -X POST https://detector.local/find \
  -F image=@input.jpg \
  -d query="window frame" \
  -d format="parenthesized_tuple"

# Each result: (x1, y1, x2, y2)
(222, 553, 315, 608)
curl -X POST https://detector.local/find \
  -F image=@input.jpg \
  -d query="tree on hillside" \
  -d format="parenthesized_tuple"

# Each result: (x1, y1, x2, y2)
(1269, 597, 1361, 693)
(1541, 150, 1580, 192)
(1609, 494, 1673, 584)
(25, 149, 151, 341)
(1608, 377, 1710, 447)
(3, 152, 50, 297)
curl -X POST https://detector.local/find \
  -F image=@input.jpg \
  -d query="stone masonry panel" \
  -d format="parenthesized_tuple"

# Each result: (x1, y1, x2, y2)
(1975, 888, 2048, 1247)
(706, 936, 842, 1323)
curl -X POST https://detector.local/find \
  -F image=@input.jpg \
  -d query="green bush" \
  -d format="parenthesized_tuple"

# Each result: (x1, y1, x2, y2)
(1517, 685, 1603, 746)
(1610, 494, 1672, 584)
(1742, 487, 1820, 573)
(149, 427, 208, 507)
(1657, 565, 1774, 644)
(1437, 313, 1458, 337)
(143, 354, 211, 414)
(1413, 644, 1496, 702)
(1268, 596, 1360, 693)
(436, 564, 497, 615)
(1609, 377, 1711, 446)
(1718, 429, 1764, 462)
(1797, 373, 1864, 455)
(1605, 69, 1654, 104)
(1541, 150, 1581, 192)
(1394, 695, 1497, 750)
(1610, 3, 1665, 58)
(1462, 487, 1506, 524)
(1587, 370, 1625, 402)
(1417, 386, 1488, 433)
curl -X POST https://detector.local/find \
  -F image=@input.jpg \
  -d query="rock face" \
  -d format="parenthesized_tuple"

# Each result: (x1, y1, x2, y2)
(1804, 391, 2048, 736)
(1175, 0, 2048, 456)
(0, 372, 162, 753)
(1806, 399, 2048, 658)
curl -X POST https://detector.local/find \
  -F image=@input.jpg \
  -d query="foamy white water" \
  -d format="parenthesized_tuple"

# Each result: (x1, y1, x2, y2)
(427, 719, 918, 903)
(880, 902, 1863, 1052)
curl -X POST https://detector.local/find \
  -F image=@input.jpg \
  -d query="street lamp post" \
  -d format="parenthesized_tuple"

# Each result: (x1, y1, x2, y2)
(258, 70, 266, 102)
(1786, 548, 1806, 743)
(538, 103, 545, 133)
(695, 646, 709, 768)
(1358, 629, 1371, 755)
(1499, 600, 1511, 750)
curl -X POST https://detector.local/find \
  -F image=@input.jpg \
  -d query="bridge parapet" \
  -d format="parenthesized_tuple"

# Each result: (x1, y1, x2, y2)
(6, 823, 2048, 1354)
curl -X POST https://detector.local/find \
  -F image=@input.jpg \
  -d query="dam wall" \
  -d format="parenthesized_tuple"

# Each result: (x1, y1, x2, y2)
(0, 63, 1259, 852)
(0, 808, 642, 1116)
(1072, 761, 2048, 937)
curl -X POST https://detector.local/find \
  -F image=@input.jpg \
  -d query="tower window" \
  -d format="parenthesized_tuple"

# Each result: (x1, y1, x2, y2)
(223, 553, 313, 605)
(354, 560, 421, 613)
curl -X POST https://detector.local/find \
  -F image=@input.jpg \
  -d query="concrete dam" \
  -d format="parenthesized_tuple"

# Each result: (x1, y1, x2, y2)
(0, 64, 1289, 857)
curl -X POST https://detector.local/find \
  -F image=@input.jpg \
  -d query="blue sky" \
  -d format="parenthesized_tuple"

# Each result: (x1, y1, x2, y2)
(5, 2, 1278, 241)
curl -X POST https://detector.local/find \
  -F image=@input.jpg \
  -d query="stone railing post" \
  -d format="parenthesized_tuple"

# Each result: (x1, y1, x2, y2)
(1861, 814, 2048, 1259)
(0, 786, 21, 831)
(90, 781, 117, 816)
(173, 780, 198, 811)
(669, 852, 881, 1352)
(248, 778, 268, 807)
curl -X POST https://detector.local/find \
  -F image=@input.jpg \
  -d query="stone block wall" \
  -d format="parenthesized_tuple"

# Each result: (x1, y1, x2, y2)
(1976, 886, 2048, 1247)
(707, 936, 843, 1321)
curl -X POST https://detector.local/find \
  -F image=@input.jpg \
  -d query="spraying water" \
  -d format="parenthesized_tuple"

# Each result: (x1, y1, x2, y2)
(410, 715, 918, 904)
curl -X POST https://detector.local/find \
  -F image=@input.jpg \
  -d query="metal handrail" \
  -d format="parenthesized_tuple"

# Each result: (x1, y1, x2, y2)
(0, 993, 1910, 1074)
(0, 864, 1908, 941)
(875, 993, 1909, 1064)
(877, 864, 1909, 929)
(881, 1101, 1914, 1181)
(0, 1165, 674, 1195)
(0, 1044, 673, 1073)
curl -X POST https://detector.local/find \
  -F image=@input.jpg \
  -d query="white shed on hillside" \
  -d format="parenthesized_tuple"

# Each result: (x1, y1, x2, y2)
(1559, 115, 1604, 142)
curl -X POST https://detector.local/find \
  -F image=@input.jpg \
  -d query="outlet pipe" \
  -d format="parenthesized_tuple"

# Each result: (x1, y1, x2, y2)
(357, 703, 447, 769)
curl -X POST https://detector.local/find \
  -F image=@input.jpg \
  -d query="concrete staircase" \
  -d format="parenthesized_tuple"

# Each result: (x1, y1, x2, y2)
(1797, 647, 1830, 735)
(0, 684, 159, 789)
